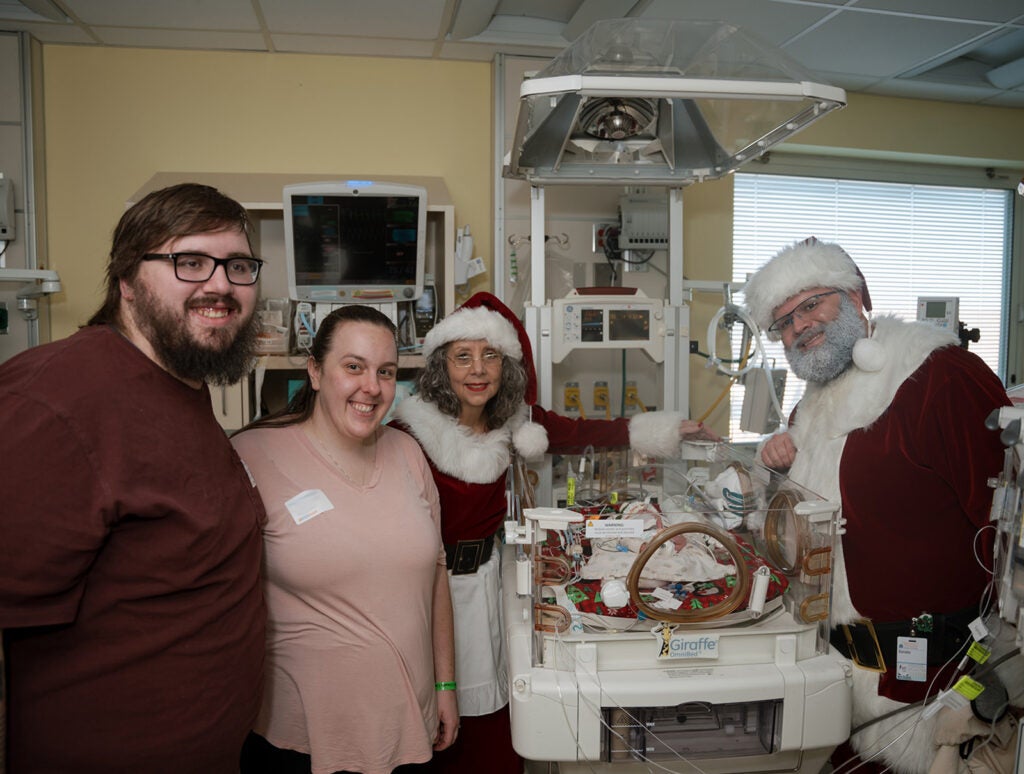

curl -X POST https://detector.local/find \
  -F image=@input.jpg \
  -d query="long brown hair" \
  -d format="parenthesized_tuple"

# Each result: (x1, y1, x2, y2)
(235, 305, 398, 434)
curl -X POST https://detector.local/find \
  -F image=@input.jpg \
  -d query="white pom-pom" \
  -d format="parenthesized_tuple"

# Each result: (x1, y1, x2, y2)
(512, 421, 548, 460)
(853, 336, 885, 372)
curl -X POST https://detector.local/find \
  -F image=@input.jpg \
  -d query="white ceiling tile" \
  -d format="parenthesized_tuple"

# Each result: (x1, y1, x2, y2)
(62, 0, 261, 30)
(864, 78, 1001, 103)
(810, 71, 886, 92)
(851, 0, 1024, 24)
(783, 13, 999, 77)
(0, 19, 93, 43)
(92, 27, 267, 51)
(261, 0, 447, 39)
(640, 0, 838, 46)
(271, 34, 435, 58)
(3, 0, 1021, 105)
(442, 39, 563, 61)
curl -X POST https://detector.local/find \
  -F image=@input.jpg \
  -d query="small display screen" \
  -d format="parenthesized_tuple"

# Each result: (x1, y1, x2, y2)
(925, 300, 948, 319)
(291, 194, 420, 286)
(609, 309, 650, 341)
(580, 308, 604, 342)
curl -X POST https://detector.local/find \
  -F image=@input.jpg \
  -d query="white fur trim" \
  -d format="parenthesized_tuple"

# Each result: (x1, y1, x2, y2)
(422, 306, 522, 360)
(511, 410, 549, 460)
(844, 659, 940, 774)
(393, 395, 514, 483)
(852, 336, 886, 372)
(744, 240, 864, 331)
(628, 411, 686, 458)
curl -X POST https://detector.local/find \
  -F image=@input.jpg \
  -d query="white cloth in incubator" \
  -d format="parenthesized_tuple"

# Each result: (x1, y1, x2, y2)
(581, 536, 736, 585)
(703, 466, 749, 531)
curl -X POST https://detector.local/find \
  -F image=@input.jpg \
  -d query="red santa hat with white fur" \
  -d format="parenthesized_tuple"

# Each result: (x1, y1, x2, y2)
(422, 292, 547, 456)
(743, 237, 884, 372)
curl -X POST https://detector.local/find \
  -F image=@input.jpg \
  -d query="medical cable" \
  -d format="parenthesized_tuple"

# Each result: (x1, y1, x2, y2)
(835, 593, 995, 774)
(705, 304, 763, 379)
(692, 306, 760, 425)
(545, 626, 713, 774)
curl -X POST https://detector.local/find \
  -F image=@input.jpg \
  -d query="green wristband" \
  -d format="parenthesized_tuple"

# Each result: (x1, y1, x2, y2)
(435, 681, 457, 691)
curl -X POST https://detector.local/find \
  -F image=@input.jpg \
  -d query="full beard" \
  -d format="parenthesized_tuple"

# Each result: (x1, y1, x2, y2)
(131, 282, 259, 386)
(785, 295, 866, 384)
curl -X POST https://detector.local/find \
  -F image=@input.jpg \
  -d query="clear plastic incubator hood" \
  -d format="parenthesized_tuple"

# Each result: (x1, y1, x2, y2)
(506, 19, 846, 185)
(502, 443, 850, 772)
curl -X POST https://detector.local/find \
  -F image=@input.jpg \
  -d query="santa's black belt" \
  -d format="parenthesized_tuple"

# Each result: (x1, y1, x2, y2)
(830, 606, 976, 672)
(444, 535, 495, 575)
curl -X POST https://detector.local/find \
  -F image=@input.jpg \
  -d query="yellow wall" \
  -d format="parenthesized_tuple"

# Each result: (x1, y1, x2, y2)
(41, 45, 492, 337)
(40, 43, 1024, 361)
(790, 92, 1024, 166)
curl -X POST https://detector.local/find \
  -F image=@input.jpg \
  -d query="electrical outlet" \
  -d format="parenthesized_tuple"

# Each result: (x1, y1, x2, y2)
(564, 381, 583, 416)
(592, 222, 618, 253)
(593, 380, 610, 417)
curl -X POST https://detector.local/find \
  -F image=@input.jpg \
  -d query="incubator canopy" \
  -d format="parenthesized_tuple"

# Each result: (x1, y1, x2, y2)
(506, 19, 846, 185)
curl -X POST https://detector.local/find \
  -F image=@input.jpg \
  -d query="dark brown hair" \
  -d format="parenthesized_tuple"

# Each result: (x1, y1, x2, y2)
(87, 183, 253, 326)
(235, 305, 399, 434)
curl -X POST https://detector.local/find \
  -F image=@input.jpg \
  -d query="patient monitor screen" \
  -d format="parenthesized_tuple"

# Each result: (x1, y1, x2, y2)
(609, 308, 650, 341)
(291, 194, 420, 287)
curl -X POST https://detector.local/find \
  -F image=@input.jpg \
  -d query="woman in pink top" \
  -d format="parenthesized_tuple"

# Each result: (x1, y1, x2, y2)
(233, 305, 458, 774)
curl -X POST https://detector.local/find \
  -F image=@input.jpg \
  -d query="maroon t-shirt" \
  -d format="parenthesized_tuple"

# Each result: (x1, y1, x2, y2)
(0, 325, 266, 772)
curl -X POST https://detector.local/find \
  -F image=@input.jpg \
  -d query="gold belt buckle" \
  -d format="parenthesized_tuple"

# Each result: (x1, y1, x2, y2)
(840, 618, 886, 672)
(451, 539, 486, 575)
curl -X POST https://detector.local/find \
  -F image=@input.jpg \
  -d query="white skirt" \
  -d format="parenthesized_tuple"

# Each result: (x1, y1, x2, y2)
(448, 540, 509, 717)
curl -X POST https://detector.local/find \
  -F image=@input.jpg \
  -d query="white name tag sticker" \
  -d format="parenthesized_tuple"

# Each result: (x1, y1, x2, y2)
(285, 489, 334, 525)
(896, 636, 928, 682)
(585, 518, 644, 538)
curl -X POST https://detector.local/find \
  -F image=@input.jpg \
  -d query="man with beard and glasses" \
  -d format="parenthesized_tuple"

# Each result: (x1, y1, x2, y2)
(0, 183, 267, 773)
(743, 238, 1016, 774)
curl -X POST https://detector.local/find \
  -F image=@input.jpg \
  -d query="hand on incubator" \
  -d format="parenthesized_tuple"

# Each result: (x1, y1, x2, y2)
(759, 430, 797, 471)
(679, 419, 722, 442)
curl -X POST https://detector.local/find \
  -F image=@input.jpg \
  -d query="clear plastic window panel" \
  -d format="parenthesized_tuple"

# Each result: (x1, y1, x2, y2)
(602, 699, 783, 762)
(520, 441, 840, 667)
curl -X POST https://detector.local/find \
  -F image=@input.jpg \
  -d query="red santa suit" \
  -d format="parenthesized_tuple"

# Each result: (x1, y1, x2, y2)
(787, 315, 1008, 772)
(390, 292, 693, 773)
(744, 239, 1012, 774)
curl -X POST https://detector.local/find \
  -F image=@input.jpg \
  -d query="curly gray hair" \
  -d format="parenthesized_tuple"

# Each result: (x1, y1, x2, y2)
(416, 344, 528, 431)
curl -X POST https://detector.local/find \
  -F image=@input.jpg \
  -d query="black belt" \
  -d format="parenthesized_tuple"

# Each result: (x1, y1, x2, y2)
(444, 535, 495, 575)
(830, 606, 976, 672)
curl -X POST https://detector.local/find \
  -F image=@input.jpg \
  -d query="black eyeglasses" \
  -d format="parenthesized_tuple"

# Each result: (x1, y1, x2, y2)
(767, 290, 840, 335)
(142, 252, 264, 285)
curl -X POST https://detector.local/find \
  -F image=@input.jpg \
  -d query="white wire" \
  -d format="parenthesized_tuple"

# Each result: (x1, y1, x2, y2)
(705, 304, 763, 378)
(546, 626, 713, 774)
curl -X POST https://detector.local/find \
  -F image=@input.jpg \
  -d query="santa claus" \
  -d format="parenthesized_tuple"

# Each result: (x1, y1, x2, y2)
(744, 238, 1019, 773)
